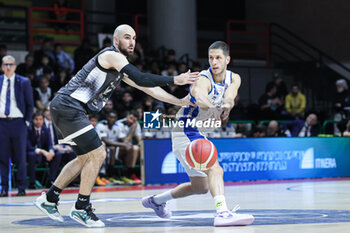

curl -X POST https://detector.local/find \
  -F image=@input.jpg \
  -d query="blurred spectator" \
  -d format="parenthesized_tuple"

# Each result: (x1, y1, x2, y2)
(142, 95, 157, 112)
(116, 91, 135, 119)
(51, 67, 70, 94)
(209, 119, 243, 138)
(161, 62, 178, 76)
(33, 39, 55, 68)
(111, 85, 126, 108)
(27, 112, 62, 189)
(250, 124, 267, 137)
(285, 84, 306, 119)
(89, 114, 99, 130)
(53, 43, 74, 74)
(98, 99, 114, 121)
(35, 55, 54, 86)
(135, 104, 144, 121)
(16, 53, 35, 77)
(333, 79, 350, 120)
(34, 76, 53, 111)
(266, 120, 286, 137)
(191, 62, 202, 72)
(149, 60, 161, 75)
(229, 94, 246, 120)
(74, 39, 95, 72)
(166, 106, 180, 121)
(134, 42, 145, 63)
(164, 49, 177, 66)
(258, 82, 283, 119)
(0, 55, 33, 197)
(235, 123, 252, 138)
(177, 62, 188, 74)
(102, 37, 112, 49)
(266, 73, 288, 100)
(43, 107, 76, 173)
(282, 113, 319, 137)
(117, 110, 142, 184)
(342, 120, 350, 137)
(95, 111, 133, 179)
(25, 69, 36, 86)
(332, 79, 350, 135)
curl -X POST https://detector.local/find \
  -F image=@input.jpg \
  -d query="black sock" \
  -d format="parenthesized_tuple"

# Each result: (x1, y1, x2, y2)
(46, 185, 62, 203)
(75, 194, 90, 209)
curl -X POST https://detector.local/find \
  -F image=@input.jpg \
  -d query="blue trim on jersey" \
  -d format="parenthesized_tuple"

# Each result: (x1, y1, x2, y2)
(230, 71, 233, 84)
(209, 68, 225, 86)
(180, 106, 204, 142)
(189, 93, 197, 104)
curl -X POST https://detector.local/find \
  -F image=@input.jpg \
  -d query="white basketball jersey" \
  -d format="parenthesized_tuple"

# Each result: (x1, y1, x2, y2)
(190, 67, 234, 108)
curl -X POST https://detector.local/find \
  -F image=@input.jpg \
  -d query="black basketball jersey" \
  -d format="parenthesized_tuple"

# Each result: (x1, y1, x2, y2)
(58, 46, 123, 113)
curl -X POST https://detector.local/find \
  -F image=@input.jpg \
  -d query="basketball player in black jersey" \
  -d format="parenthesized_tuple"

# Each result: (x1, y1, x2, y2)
(34, 24, 199, 228)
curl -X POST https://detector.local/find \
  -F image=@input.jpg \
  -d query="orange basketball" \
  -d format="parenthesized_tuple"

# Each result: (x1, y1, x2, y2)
(185, 138, 217, 171)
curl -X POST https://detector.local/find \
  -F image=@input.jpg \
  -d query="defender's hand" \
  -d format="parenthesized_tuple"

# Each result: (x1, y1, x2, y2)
(174, 70, 199, 85)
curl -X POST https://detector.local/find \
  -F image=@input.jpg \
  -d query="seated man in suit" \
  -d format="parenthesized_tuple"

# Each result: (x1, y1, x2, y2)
(27, 112, 62, 189)
(282, 113, 319, 137)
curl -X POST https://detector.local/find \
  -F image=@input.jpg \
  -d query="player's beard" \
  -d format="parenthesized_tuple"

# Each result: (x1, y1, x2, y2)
(118, 45, 133, 58)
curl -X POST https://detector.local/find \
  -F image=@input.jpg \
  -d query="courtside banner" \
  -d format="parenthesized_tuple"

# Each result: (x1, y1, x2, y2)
(143, 138, 350, 185)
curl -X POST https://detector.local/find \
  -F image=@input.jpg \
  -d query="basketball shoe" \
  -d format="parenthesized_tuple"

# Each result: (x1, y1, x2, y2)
(142, 195, 172, 218)
(33, 192, 64, 223)
(70, 203, 105, 228)
(214, 205, 254, 226)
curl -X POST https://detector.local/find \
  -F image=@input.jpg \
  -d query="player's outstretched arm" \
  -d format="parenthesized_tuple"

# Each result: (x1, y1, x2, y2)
(220, 74, 241, 120)
(100, 51, 199, 87)
(191, 77, 221, 120)
(122, 77, 190, 106)
(190, 77, 215, 108)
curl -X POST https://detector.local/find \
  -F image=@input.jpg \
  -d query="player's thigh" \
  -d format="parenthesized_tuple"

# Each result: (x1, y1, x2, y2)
(172, 132, 207, 178)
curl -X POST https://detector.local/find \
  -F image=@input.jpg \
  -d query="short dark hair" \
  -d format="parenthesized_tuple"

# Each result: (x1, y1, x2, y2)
(33, 111, 44, 119)
(88, 114, 99, 120)
(127, 109, 139, 119)
(208, 41, 230, 57)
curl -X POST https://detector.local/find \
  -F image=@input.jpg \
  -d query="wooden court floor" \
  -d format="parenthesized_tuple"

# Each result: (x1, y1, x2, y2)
(1, 179, 350, 233)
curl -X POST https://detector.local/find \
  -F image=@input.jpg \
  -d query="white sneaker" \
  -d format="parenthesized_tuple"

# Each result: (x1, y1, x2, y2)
(33, 192, 64, 223)
(214, 205, 254, 227)
(142, 195, 172, 218)
(70, 204, 105, 228)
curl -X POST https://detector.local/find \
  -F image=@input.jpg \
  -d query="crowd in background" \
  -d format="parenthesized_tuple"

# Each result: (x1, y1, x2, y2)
(1, 35, 350, 194)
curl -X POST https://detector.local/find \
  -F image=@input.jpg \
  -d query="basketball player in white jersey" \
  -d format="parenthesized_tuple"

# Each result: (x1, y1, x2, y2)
(142, 41, 254, 226)
(33, 24, 199, 228)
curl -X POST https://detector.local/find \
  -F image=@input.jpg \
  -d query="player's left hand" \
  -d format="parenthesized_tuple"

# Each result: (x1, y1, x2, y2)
(220, 103, 232, 121)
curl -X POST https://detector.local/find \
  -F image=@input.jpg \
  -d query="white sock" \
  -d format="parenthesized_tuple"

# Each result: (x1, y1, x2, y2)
(214, 195, 228, 213)
(153, 190, 173, 205)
